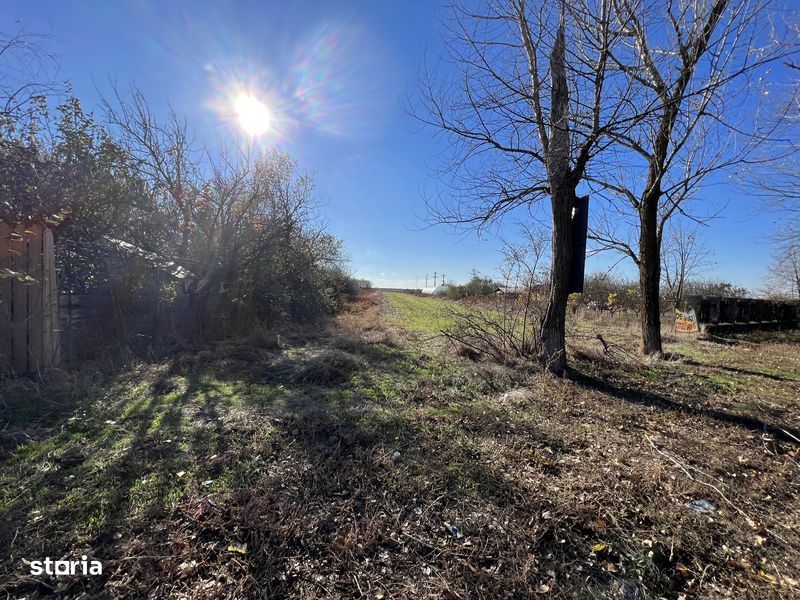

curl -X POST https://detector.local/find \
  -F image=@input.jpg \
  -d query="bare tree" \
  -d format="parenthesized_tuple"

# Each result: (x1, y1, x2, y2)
(101, 83, 199, 258)
(413, 0, 636, 374)
(752, 20, 800, 270)
(754, 16, 800, 209)
(661, 219, 713, 308)
(0, 28, 59, 126)
(764, 225, 800, 299)
(197, 146, 325, 278)
(589, 0, 796, 355)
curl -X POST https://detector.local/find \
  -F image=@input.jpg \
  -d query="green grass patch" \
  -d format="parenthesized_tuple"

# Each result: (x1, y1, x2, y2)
(705, 372, 741, 392)
(383, 291, 460, 334)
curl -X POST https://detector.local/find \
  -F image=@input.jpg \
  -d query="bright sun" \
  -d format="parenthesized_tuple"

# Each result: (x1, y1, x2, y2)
(233, 93, 271, 136)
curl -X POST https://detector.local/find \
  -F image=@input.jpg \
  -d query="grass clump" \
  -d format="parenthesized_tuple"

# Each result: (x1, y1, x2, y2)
(272, 347, 363, 385)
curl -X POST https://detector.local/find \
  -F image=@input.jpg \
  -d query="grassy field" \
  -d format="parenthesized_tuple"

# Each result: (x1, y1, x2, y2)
(1, 291, 799, 598)
(382, 290, 459, 335)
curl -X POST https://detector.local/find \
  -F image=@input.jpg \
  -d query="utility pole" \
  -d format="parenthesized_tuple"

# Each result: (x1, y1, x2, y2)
(425, 274, 428, 287)
(441, 274, 446, 285)
(433, 272, 438, 287)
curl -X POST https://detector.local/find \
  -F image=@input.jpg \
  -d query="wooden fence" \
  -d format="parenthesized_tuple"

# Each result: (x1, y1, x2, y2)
(0, 224, 59, 374)
(683, 295, 800, 333)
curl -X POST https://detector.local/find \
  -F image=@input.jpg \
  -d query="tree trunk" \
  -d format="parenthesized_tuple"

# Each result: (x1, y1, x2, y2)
(538, 19, 572, 376)
(794, 261, 800, 300)
(638, 200, 663, 356)
(539, 188, 574, 375)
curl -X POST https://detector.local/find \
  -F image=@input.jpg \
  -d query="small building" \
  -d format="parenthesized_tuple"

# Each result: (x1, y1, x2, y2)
(494, 284, 549, 296)
(495, 285, 524, 295)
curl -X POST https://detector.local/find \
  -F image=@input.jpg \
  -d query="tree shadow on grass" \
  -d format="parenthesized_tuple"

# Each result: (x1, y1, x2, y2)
(156, 366, 624, 598)
(676, 357, 800, 383)
(0, 337, 433, 598)
(0, 364, 254, 597)
(2, 334, 683, 599)
(570, 367, 800, 445)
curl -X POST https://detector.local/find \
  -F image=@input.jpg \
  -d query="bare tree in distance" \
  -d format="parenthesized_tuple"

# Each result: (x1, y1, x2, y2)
(661, 219, 713, 309)
(412, 0, 638, 375)
(754, 18, 800, 304)
(588, 0, 798, 356)
(763, 225, 800, 299)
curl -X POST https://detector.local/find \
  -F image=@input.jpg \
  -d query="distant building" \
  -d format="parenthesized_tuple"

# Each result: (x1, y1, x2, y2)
(495, 283, 549, 296)
(421, 285, 450, 295)
(495, 285, 523, 295)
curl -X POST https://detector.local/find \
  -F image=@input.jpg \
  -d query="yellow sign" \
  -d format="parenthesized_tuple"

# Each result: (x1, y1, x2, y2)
(675, 308, 699, 332)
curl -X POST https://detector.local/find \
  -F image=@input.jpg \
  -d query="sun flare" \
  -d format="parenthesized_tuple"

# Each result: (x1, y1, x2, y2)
(233, 93, 272, 136)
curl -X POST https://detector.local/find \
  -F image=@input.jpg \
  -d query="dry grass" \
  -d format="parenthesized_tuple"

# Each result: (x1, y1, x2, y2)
(274, 348, 363, 385)
(0, 292, 798, 598)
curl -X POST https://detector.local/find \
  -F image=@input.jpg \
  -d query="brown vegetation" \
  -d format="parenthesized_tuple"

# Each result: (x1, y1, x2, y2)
(2, 292, 798, 598)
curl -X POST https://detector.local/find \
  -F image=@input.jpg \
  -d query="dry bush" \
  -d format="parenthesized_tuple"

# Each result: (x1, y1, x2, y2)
(244, 323, 282, 351)
(443, 228, 549, 364)
(455, 344, 482, 360)
(326, 335, 364, 354)
(337, 291, 398, 347)
(442, 291, 546, 364)
(474, 361, 530, 389)
(273, 348, 362, 385)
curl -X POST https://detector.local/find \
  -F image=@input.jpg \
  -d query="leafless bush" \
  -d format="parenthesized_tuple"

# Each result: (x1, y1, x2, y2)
(442, 227, 550, 364)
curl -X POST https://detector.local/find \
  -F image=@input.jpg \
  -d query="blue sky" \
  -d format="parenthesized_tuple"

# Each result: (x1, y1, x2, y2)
(3, 0, 788, 291)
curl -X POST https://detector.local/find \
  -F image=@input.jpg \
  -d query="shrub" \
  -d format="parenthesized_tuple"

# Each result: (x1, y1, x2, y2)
(447, 271, 498, 300)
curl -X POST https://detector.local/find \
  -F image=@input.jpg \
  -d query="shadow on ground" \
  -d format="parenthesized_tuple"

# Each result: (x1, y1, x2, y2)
(2, 331, 630, 599)
(570, 364, 800, 445)
(3, 321, 797, 598)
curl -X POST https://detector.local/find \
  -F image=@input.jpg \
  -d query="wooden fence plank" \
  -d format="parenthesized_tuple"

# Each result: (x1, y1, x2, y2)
(11, 225, 29, 373)
(0, 223, 11, 365)
(27, 226, 44, 371)
(43, 228, 58, 365)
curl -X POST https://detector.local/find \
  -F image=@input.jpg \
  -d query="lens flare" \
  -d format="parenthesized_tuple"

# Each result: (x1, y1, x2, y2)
(289, 23, 391, 137)
(233, 93, 271, 136)
(204, 21, 394, 144)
